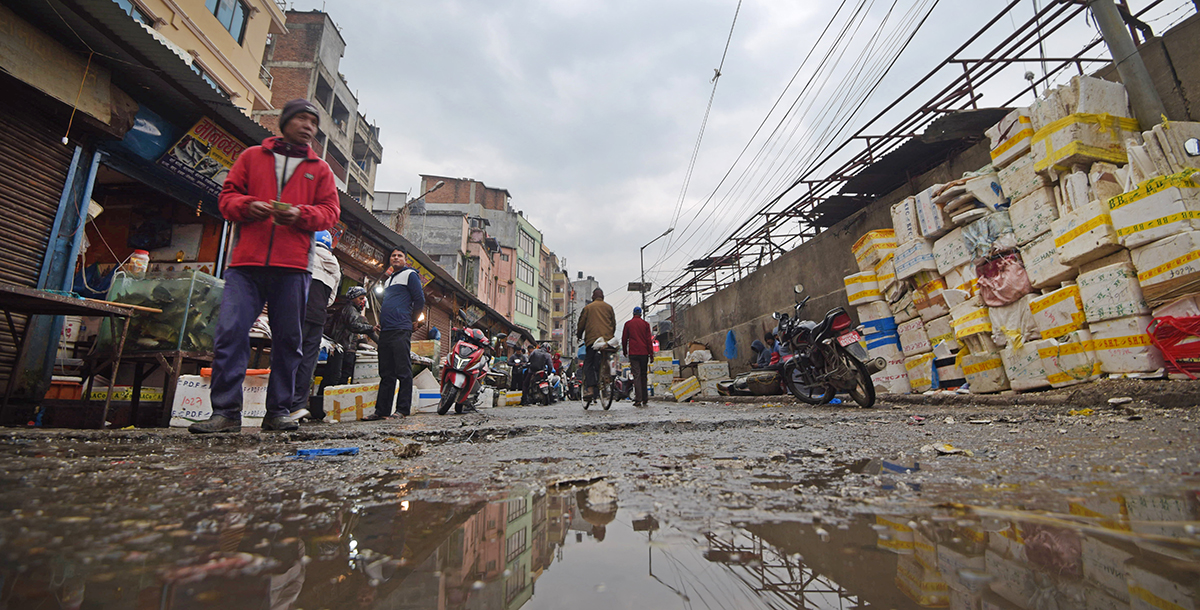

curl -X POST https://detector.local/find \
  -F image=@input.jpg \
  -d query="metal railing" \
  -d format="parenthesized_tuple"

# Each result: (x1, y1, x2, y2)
(258, 64, 272, 89)
(659, 0, 1169, 305)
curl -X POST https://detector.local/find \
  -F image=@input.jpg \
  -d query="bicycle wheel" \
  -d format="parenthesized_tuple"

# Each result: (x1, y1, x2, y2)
(600, 366, 613, 410)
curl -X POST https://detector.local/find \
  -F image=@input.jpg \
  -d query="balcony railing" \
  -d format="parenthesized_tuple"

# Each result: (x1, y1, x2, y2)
(325, 152, 347, 182)
(259, 64, 273, 88)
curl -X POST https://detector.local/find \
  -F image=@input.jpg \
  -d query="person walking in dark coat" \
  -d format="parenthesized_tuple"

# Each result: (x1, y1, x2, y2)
(190, 99, 340, 434)
(621, 306, 653, 406)
(367, 248, 425, 420)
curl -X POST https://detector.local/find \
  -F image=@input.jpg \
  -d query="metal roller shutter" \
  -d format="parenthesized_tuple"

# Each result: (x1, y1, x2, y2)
(0, 100, 76, 394)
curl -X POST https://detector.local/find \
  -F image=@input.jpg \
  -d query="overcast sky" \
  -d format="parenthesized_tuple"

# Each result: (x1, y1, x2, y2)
(291, 0, 1193, 324)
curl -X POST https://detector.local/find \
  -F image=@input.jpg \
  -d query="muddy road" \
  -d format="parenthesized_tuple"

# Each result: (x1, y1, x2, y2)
(2, 382, 1198, 609)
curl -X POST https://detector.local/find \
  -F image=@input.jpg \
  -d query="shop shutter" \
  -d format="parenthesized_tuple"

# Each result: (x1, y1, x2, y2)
(427, 299, 453, 357)
(0, 99, 76, 393)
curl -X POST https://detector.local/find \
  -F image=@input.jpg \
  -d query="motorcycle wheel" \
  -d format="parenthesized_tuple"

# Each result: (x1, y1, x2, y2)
(783, 360, 834, 405)
(837, 345, 876, 408)
(437, 386, 459, 415)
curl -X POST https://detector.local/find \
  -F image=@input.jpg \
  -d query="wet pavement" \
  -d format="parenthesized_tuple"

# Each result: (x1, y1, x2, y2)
(1, 382, 1199, 609)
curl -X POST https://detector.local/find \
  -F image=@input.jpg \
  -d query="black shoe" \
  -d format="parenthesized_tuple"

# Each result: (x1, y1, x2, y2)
(189, 415, 241, 434)
(261, 416, 299, 432)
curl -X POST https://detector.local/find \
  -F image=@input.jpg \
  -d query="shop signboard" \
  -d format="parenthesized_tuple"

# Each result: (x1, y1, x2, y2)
(461, 305, 485, 325)
(159, 117, 248, 198)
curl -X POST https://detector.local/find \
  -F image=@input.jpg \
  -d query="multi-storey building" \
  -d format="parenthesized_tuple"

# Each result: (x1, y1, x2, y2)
(571, 272, 601, 329)
(255, 10, 383, 206)
(417, 175, 554, 335)
(112, 0, 287, 116)
(537, 245, 555, 341)
(551, 267, 571, 356)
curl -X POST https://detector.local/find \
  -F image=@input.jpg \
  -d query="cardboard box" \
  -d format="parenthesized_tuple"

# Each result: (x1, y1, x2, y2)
(697, 361, 730, 381)
(1107, 169, 1200, 248)
(1052, 199, 1123, 266)
(1020, 231, 1076, 289)
(170, 374, 267, 428)
(853, 228, 897, 272)
(670, 376, 701, 401)
(1078, 262, 1151, 323)
(1132, 230, 1200, 307)
(1090, 315, 1166, 374)
(1008, 186, 1059, 245)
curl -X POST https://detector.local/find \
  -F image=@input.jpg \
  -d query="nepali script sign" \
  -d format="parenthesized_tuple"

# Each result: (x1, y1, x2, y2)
(159, 117, 248, 198)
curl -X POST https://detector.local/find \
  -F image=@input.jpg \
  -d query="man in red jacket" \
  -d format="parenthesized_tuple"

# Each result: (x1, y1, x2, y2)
(190, 99, 340, 434)
(621, 306, 653, 406)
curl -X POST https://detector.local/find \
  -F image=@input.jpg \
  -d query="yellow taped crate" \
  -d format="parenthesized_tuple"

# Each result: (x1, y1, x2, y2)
(1107, 169, 1200, 249)
(1132, 230, 1200, 307)
(844, 271, 882, 306)
(1090, 315, 1165, 374)
(1030, 284, 1086, 340)
(852, 229, 897, 272)
(962, 352, 1009, 393)
(987, 108, 1034, 168)
(670, 376, 701, 402)
(1051, 200, 1123, 267)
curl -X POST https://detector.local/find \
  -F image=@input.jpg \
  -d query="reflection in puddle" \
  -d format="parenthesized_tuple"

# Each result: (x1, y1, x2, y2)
(1, 463, 1198, 609)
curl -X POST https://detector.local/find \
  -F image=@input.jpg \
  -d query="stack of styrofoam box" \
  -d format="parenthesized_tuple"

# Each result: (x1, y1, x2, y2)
(1029, 75, 1139, 176)
(1107, 170, 1200, 308)
(650, 351, 678, 397)
(986, 107, 1033, 169)
(895, 553, 949, 607)
(171, 374, 269, 428)
(844, 271, 881, 307)
(697, 360, 730, 398)
(852, 229, 897, 273)
(858, 300, 909, 394)
(1077, 262, 1165, 374)
(670, 376, 700, 402)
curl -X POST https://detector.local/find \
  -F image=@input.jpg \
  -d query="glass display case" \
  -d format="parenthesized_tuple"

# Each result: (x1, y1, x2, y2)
(96, 270, 224, 353)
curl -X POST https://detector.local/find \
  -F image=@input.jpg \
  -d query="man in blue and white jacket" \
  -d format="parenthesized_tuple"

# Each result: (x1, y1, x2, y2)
(367, 248, 426, 419)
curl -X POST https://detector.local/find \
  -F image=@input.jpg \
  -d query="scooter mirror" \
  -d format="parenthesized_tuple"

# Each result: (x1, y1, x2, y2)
(1186, 137, 1200, 157)
(794, 284, 804, 295)
(772, 312, 781, 320)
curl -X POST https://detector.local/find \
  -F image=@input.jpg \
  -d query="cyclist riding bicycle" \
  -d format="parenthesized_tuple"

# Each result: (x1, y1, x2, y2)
(576, 287, 615, 402)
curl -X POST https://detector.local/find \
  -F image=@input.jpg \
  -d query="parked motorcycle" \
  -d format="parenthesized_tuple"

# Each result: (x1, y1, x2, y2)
(567, 376, 583, 401)
(438, 327, 491, 415)
(529, 368, 554, 405)
(611, 371, 633, 402)
(774, 284, 882, 408)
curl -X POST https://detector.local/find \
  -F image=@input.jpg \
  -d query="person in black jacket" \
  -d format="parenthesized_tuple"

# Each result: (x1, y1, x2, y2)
(314, 286, 378, 420)
(523, 343, 554, 405)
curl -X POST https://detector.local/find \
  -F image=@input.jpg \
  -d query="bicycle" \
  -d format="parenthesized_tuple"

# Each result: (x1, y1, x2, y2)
(584, 347, 616, 411)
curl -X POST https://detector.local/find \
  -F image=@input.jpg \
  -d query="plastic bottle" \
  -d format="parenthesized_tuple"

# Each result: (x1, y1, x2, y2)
(127, 250, 150, 279)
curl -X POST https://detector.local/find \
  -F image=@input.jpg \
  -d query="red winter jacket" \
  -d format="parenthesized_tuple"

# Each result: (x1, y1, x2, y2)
(622, 316, 653, 357)
(219, 137, 341, 271)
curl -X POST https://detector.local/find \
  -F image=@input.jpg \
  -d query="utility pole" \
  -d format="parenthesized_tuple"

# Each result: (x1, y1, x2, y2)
(1087, 0, 1168, 128)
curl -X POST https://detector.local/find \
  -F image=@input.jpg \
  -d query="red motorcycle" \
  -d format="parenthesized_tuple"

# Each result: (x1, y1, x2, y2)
(438, 328, 491, 415)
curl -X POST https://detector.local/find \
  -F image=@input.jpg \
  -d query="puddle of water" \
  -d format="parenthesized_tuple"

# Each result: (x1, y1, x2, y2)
(1, 443, 1199, 609)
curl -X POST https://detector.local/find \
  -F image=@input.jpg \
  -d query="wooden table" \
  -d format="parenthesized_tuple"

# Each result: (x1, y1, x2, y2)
(0, 284, 137, 427)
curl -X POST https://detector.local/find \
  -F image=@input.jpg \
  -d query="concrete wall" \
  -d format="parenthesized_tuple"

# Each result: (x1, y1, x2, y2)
(403, 211, 467, 281)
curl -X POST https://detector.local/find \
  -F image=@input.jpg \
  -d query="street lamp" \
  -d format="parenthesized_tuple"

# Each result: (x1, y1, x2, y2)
(639, 227, 673, 313)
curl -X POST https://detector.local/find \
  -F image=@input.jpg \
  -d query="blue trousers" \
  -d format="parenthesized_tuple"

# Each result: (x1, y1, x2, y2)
(210, 267, 310, 420)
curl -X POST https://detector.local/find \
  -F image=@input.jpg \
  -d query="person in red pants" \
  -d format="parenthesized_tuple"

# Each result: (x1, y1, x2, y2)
(621, 306, 653, 407)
